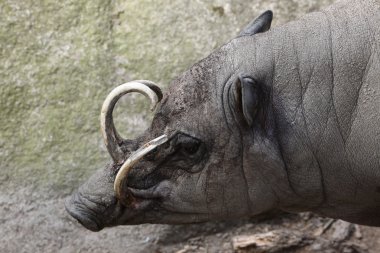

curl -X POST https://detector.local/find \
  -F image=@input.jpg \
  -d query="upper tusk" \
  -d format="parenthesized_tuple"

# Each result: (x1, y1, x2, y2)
(100, 80, 162, 163)
(114, 134, 169, 201)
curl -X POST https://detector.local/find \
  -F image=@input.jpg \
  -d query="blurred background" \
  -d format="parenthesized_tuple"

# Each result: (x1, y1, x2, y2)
(1, 0, 378, 252)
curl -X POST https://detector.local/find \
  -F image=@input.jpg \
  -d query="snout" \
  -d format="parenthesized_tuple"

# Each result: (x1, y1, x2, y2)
(65, 193, 103, 232)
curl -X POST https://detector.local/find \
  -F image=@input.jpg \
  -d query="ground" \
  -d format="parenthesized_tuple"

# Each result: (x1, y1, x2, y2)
(1, 187, 380, 253)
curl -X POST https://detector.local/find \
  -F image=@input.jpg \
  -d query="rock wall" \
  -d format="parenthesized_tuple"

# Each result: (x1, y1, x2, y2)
(0, 0, 334, 193)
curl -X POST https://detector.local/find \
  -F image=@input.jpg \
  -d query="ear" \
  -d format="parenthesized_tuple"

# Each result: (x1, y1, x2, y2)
(238, 10, 273, 37)
(231, 75, 261, 127)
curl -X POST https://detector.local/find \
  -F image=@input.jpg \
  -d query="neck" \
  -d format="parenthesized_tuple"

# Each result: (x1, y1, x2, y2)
(270, 0, 379, 218)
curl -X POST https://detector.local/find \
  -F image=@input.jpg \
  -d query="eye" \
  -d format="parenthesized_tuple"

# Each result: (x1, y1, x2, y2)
(167, 133, 207, 172)
(176, 134, 202, 156)
(181, 140, 200, 155)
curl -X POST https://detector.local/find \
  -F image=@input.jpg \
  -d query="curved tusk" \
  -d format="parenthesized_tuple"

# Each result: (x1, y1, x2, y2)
(100, 80, 162, 163)
(114, 134, 168, 202)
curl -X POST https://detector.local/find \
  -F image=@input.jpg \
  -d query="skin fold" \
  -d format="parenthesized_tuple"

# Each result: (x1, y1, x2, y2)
(66, 0, 380, 231)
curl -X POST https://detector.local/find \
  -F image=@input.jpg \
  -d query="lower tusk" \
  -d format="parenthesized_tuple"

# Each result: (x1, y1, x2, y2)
(114, 134, 169, 202)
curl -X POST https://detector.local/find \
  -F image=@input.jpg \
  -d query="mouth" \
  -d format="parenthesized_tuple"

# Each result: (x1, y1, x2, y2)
(65, 183, 165, 231)
(128, 184, 163, 199)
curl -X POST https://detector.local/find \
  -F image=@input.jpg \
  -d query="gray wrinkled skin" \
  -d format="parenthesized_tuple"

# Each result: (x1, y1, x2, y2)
(66, 0, 380, 231)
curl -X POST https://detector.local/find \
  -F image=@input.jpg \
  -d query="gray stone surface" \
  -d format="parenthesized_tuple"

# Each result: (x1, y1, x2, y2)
(5, 1, 379, 253)
(0, 0, 335, 193)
